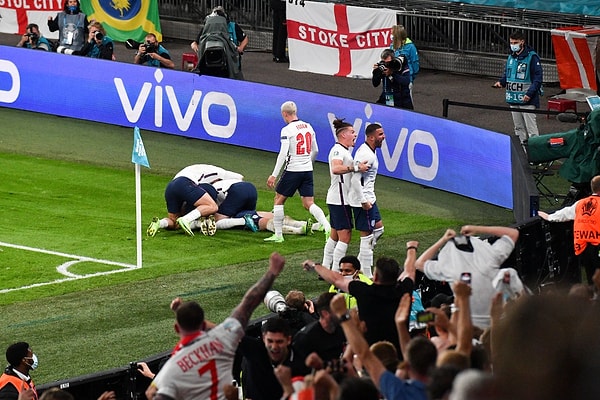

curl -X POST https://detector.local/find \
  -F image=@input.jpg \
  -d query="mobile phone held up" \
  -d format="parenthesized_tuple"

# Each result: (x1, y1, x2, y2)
(460, 272, 472, 285)
(416, 311, 435, 324)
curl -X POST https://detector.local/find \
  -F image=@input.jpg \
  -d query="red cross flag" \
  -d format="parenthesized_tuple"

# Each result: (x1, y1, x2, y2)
(287, 1, 396, 78)
(0, 1, 61, 38)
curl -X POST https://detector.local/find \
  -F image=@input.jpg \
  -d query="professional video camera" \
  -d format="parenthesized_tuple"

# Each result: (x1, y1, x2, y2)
(527, 109, 600, 206)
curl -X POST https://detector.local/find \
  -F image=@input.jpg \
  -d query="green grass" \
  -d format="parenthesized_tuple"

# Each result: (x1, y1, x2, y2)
(0, 107, 528, 384)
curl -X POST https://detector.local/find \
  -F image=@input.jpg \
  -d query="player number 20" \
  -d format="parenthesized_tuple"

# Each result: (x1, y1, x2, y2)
(295, 132, 312, 155)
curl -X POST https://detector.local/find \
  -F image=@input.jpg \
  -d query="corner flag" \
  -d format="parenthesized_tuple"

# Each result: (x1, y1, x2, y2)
(132, 126, 150, 168)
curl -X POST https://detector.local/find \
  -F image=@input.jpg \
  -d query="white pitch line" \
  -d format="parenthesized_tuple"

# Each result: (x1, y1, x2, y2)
(0, 241, 140, 294)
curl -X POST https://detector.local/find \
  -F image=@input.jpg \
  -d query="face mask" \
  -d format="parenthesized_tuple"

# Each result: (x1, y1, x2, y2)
(68, 5, 77, 13)
(510, 43, 521, 53)
(25, 354, 38, 370)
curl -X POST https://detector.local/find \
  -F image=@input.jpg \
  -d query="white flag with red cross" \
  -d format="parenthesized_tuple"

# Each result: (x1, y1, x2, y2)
(287, 1, 396, 79)
(0, 1, 61, 38)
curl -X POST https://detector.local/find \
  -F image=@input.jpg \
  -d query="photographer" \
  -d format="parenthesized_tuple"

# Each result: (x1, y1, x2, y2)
(264, 290, 317, 335)
(134, 33, 175, 69)
(77, 22, 113, 60)
(372, 49, 413, 110)
(48, 0, 89, 55)
(16, 23, 51, 51)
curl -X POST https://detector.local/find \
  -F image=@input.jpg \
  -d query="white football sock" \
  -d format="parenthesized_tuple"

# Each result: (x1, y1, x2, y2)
(358, 235, 374, 278)
(332, 241, 349, 272)
(322, 237, 337, 269)
(182, 209, 201, 223)
(216, 218, 245, 230)
(310, 203, 330, 231)
(373, 226, 384, 248)
(273, 205, 284, 237)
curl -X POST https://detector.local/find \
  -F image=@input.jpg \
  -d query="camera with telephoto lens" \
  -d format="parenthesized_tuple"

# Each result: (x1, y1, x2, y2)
(25, 32, 39, 41)
(376, 60, 388, 73)
(264, 290, 289, 314)
(143, 41, 157, 53)
(94, 31, 104, 41)
(377, 56, 404, 73)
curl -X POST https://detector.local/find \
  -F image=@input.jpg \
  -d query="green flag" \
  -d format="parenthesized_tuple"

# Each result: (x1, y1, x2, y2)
(80, 0, 162, 42)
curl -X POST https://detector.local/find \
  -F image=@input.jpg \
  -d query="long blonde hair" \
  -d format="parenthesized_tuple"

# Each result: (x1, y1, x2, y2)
(391, 25, 408, 50)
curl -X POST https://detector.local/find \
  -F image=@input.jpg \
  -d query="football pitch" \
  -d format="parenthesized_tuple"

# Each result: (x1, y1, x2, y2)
(0, 108, 513, 384)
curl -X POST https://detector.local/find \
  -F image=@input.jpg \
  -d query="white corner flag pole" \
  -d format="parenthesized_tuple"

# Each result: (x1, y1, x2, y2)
(135, 163, 143, 268)
(132, 127, 151, 269)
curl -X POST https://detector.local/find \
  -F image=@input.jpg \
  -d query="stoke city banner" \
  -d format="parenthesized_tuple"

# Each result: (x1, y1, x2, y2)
(287, 1, 396, 78)
(0, 0, 62, 39)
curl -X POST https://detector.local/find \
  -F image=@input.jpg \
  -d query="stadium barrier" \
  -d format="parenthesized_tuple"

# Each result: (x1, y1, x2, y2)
(1, 45, 536, 221)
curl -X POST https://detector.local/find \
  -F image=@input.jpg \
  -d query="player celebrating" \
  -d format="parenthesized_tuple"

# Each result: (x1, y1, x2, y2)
(265, 101, 331, 243)
(147, 164, 242, 237)
(349, 123, 386, 278)
(323, 118, 369, 270)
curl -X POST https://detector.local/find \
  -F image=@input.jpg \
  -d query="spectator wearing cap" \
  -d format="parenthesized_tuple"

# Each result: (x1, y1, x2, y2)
(0, 342, 38, 400)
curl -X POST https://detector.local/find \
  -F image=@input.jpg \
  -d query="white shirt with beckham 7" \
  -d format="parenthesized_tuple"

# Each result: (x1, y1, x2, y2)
(152, 317, 244, 400)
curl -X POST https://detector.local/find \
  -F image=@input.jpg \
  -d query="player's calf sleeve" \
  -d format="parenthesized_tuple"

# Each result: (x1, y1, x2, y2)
(322, 237, 337, 269)
(273, 205, 284, 236)
(358, 235, 374, 278)
(182, 209, 201, 223)
(216, 218, 244, 230)
(332, 241, 349, 272)
(373, 226, 384, 247)
(309, 204, 330, 230)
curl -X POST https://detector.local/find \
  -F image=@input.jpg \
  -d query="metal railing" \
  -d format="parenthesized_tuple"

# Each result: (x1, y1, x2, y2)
(157, 0, 600, 78)
(158, 0, 274, 30)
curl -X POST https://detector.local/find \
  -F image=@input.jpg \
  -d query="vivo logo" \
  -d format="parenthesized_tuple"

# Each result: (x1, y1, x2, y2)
(0, 60, 20, 104)
(114, 69, 237, 138)
(327, 109, 439, 181)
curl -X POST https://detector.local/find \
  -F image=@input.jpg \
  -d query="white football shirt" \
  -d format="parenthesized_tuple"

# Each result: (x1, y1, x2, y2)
(152, 317, 244, 400)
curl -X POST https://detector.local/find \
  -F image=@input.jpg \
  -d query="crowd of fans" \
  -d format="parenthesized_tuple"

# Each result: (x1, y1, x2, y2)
(5, 235, 599, 400)
(6, 3, 599, 398)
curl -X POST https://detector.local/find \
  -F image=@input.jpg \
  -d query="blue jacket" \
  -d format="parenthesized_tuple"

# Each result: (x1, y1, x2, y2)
(372, 62, 414, 110)
(498, 45, 543, 108)
(392, 38, 419, 82)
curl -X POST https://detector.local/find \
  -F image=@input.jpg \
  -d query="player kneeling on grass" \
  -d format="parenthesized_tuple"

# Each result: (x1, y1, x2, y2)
(194, 178, 322, 236)
(147, 175, 219, 238)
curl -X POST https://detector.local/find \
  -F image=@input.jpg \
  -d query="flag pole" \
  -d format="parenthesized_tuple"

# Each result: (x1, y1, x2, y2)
(132, 126, 151, 269)
(135, 163, 143, 269)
